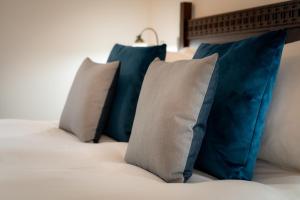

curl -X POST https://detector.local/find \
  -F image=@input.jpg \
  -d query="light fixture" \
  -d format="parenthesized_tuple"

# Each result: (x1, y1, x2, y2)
(134, 27, 159, 46)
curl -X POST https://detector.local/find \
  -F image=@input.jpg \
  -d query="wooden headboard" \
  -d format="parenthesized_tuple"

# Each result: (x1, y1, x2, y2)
(179, 0, 300, 48)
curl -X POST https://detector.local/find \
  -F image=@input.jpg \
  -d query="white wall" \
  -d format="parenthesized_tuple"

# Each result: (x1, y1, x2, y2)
(0, 0, 288, 120)
(192, 0, 285, 17)
(148, 0, 189, 51)
(0, 0, 150, 120)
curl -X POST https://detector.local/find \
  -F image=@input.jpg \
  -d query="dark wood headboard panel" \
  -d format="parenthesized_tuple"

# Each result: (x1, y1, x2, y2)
(179, 0, 300, 47)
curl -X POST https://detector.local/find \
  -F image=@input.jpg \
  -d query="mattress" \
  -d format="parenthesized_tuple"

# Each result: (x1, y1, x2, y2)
(0, 119, 299, 200)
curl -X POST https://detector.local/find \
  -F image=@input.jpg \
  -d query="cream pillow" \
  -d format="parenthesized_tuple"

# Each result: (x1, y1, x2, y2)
(125, 54, 218, 182)
(259, 41, 300, 171)
(59, 58, 119, 142)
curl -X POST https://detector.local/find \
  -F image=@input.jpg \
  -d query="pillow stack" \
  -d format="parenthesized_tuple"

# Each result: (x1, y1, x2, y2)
(60, 44, 166, 143)
(60, 30, 287, 183)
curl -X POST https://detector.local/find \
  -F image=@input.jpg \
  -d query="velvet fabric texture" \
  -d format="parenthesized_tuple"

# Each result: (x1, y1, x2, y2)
(98, 44, 166, 142)
(193, 31, 286, 180)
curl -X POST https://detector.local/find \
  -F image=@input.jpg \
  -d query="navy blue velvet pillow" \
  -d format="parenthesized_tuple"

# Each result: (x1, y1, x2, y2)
(193, 31, 286, 180)
(97, 44, 166, 142)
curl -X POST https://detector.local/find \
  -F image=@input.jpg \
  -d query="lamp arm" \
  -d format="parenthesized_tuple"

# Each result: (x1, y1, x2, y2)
(139, 27, 159, 45)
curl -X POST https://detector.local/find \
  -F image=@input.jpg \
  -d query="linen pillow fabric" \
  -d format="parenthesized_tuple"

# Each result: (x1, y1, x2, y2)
(100, 44, 167, 142)
(59, 58, 119, 142)
(193, 30, 286, 180)
(125, 54, 219, 183)
(259, 41, 300, 171)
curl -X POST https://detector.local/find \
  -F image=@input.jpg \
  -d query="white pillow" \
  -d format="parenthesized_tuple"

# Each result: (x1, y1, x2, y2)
(59, 58, 119, 142)
(166, 47, 196, 62)
(259, 41, 300, 171)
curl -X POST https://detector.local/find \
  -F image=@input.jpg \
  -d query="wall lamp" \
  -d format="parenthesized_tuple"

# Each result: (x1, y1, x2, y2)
(134, 27, 159, 46)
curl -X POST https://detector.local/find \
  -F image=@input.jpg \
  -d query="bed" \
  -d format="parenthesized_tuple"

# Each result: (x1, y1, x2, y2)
(0, 119, 299, 200)
(1, 1, 300, 200)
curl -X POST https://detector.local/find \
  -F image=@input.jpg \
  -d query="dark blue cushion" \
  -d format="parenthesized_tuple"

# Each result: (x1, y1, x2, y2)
(101, 44, 166, 142)
(193, 31, 286, 180)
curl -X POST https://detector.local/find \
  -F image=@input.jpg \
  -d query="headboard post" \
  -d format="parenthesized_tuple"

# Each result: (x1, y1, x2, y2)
(179, 2, 192, 49)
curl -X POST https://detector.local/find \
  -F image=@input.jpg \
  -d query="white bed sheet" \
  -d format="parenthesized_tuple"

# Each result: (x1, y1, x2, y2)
(0, 119, 299, 200)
